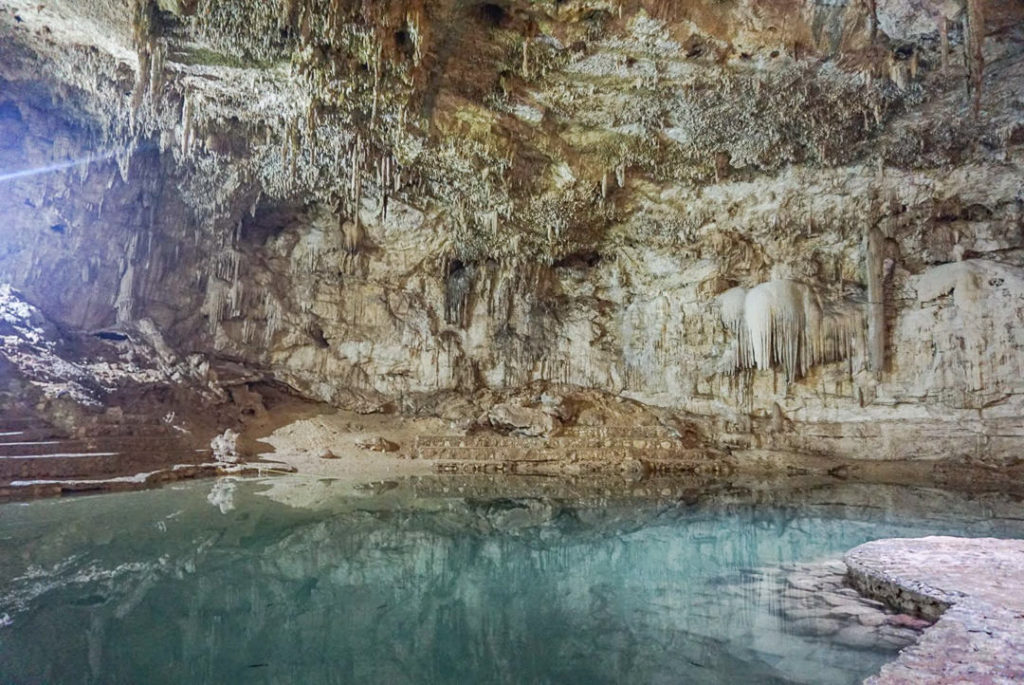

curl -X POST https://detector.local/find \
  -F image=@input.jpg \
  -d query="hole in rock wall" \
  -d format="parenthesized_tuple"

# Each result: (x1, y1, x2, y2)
(444, 260, 474, 327)
(307, 324, 330, 349)
(893, 44, 915, 60)
(683, 36, 707, 58)
(961, 203, 993, 221)
(478, 3, 507, 28)
(394, 29, 414, 59)
(240, 200, 304, 247)
(552, 251, 602, 270)
(93, 331, 129, 342)
(48, 224, 66, 234)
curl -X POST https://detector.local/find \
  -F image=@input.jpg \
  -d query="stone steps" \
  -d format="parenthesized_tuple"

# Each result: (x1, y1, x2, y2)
(0, 449, 209, 480)
(0, 426, 59, 441)
(412, 424, 702, 465)
(0, 413, 208, 485)
(73, 417, 181, 438)
(0, 436, 193, 457)
(415, 435, 683, 450)
(416, 445, 707, 462)
(414, 423, 686, 464)
(0, 416, 50, 430)
(413, 422, 712, 466)
(559, 425, 679, 439)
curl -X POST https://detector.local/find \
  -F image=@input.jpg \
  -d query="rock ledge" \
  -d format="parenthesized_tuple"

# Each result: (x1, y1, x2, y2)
(844, 536, 1024, 684)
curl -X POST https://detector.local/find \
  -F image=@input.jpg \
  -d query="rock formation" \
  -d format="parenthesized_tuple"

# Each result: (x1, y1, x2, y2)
(1, 0, 1023, 465)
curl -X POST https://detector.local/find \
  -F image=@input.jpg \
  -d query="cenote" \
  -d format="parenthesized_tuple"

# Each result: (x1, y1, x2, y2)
(2, 477, 1022, 685)
(3, 0, 1024, 681)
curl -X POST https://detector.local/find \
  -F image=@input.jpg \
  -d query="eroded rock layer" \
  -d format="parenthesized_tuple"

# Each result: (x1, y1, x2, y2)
(1, 0, 1022, 461)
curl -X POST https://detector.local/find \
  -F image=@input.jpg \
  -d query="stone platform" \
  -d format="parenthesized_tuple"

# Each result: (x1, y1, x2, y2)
(844, 537, 1024, 684)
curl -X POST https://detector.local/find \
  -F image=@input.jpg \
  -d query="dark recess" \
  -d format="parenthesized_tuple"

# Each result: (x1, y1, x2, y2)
(308, 324, 330, 349)
(394, 29, 414, 59)
(94, 331, 129, 342)
(240, 200, 304, 246)
(478, 3, 507, 27)
(553, 251, 602, 270)
(0, 101, 22, 122)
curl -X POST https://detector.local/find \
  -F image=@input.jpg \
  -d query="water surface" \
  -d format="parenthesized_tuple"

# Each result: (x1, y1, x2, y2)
(1, 476, 1022, 684)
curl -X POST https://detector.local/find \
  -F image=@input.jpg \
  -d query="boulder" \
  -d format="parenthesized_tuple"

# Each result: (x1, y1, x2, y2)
(486, 403, 561, 438)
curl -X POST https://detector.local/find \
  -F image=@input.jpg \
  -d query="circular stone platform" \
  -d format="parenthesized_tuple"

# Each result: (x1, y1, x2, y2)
(844, 536, 1024, 684)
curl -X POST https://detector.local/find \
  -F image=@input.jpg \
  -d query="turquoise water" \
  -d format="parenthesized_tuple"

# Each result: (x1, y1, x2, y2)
(1, 477, 1022, 684)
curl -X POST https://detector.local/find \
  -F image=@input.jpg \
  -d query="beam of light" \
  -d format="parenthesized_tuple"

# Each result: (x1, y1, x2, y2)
(0, 150, 119, 183)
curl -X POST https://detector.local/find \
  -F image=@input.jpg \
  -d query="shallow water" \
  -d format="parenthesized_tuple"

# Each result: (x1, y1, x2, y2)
(1, 476, 1022, 685)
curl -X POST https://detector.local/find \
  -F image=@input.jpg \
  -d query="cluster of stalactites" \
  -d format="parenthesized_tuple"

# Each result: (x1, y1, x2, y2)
(718, 280, 864, 381)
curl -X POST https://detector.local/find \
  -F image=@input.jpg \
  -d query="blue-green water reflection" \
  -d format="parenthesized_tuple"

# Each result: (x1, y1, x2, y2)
(1, 477, 1022, 684)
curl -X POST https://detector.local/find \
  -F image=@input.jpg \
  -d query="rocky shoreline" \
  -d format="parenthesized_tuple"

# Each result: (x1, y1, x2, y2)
(847, 537, 1024, 684)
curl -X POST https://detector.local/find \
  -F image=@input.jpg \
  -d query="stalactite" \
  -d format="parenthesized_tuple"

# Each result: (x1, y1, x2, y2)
(370, 42, 382, 126)
(965, 0, 985, 116)
(130, 45, 151, 126)
(865, 226, 886, 376)
(115, 234, 140, 324)
(887, 52, 908, 90)
(940, 16, 950, 75)
(180, 93, 193, 157)
(718, 280, 865, 382)
(717, 287, 749, 368)
(342, 219, 364, 255)
(149, 40, 166, 101)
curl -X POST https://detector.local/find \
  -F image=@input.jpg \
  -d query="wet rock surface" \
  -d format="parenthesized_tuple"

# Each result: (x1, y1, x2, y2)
(845, 536, 1024, 684)
(775, 560, 927, 653)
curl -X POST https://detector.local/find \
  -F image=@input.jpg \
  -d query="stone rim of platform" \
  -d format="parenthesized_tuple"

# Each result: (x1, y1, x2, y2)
(844, 536, 1024, 684)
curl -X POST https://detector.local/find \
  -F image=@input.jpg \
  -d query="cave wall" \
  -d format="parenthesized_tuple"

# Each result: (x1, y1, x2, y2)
(1, 0, 1023, 457)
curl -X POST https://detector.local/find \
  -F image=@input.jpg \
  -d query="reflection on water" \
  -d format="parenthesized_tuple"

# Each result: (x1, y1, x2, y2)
(1, 476, 1022, 685)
